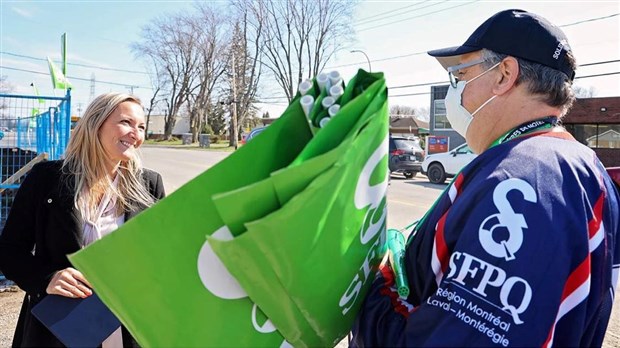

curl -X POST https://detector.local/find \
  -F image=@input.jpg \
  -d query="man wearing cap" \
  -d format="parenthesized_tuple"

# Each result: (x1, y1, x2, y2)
(350, 9, 620, 347)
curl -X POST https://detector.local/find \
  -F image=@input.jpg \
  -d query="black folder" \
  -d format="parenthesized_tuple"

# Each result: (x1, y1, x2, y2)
(31, 293, 121, 348)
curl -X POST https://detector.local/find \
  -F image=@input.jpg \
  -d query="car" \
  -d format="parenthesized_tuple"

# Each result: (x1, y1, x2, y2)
(421, 143, 477, 184)
(389, 135, 425, 179)
(241, 126, 267, 144)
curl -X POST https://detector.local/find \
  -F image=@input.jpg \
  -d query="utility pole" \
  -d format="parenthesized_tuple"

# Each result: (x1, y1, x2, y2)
(89, 73, 96, 101)
(231, 51, 238, 150)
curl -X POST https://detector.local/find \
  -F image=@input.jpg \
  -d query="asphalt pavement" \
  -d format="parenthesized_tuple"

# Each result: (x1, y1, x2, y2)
(139, 146, 446, 231)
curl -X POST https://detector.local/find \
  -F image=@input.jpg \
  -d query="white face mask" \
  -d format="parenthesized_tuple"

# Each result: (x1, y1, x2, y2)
(444, 62, 500, 138)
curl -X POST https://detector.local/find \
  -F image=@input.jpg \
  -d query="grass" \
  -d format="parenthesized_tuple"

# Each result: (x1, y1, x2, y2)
(143, 138, 182, 145)
(143, 138, 237, 152)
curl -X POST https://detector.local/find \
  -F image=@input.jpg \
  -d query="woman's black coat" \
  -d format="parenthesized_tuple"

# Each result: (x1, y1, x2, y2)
(0, 160, 165, 347)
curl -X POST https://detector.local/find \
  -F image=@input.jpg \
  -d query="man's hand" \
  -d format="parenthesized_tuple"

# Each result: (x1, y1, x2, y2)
(46, 267, 93, 298)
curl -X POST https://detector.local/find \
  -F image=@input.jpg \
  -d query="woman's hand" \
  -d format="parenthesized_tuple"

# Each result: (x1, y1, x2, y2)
(46, 267, 93, 298)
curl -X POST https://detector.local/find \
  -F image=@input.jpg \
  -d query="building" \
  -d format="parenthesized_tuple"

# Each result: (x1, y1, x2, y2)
(429, 86, 620, 167)
(147, 114, 190, 136)
(429, 85, 465, 150)
(562, 96, 620, 167)
(389, 116, 429, 138)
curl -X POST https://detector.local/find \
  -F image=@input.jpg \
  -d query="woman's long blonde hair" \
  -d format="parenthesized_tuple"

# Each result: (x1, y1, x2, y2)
(62, 92, 155, 219)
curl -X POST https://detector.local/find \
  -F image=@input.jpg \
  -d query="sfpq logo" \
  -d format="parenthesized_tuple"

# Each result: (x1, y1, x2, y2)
(447, 178, 537, 324)
(478, 178, 537, 261)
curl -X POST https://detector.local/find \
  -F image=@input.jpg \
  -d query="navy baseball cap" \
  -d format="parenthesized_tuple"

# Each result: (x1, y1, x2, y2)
(428, 9, 575, 80)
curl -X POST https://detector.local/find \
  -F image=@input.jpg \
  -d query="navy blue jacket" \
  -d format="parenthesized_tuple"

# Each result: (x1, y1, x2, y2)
(352, 132, 620, 347)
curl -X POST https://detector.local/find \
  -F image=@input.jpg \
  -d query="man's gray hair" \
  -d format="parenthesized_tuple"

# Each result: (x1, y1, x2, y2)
(480, 49, 576, 115)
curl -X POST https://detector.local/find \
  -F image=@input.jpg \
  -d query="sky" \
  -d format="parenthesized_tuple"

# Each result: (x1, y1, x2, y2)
(1, 0, 619, 120)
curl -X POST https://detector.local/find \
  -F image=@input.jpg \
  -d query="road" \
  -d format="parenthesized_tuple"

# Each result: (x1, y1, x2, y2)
(140, 146, 230, 193)
(139, 145, 445, 230)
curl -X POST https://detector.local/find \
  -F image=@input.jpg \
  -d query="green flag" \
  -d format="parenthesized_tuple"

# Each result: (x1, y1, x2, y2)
(70, 69, 388, 347)
(47, 56, 72, 90)
(61, 33, 67, 75)
(29, 82, 45, 116)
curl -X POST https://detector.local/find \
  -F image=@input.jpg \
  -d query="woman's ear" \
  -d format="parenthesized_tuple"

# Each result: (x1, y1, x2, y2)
(493, 57, 519, 95)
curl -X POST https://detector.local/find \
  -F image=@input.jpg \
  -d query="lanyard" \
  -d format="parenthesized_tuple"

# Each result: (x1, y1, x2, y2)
(403, 116, 559, 243)
(490, 116, 558, 148)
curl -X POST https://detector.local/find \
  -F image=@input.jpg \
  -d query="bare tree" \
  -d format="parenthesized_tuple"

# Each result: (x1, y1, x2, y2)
(390, 105, 417, 117)
(186, 3, 228, 142)
(413, 107, 430, 122)
(132, 13, 202, 140)
(142, 59, 165, 140)
(223, 2, 265, 148)
(0, 75, 12, 94)
(144, 86, 161, 140)
(574, 85, 597, 99)
(238, 0, 356, 102)
(0, 75, 13, 113)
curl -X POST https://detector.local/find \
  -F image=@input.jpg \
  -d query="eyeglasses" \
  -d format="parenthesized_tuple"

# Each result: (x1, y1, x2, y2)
(447, 58, 487, 88)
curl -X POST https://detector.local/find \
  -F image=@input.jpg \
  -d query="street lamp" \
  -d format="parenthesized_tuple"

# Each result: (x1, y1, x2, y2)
(350, 49, 371, 72)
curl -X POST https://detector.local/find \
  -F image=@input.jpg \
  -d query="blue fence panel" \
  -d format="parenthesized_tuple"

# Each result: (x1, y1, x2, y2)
(0, 90, 71, 235)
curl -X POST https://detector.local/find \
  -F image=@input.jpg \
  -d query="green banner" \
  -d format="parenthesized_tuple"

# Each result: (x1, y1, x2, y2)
(61, 33, 67, 75)
(47, 56, 73, 90)
(70, 70, 389, 347)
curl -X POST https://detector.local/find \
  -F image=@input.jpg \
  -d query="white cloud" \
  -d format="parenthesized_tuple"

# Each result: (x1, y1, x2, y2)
(11, 7, 33, 18)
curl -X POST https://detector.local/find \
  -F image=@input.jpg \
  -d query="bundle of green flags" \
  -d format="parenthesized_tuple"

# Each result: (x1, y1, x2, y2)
(70, 69, 389, 347)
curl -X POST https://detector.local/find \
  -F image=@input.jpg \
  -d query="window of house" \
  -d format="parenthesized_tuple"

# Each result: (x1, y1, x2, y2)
(596, 124, 620, 148)
(565, 124, 620, 149)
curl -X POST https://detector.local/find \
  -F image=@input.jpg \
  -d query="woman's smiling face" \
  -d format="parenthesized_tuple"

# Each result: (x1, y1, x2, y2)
(98, 101, 145, 170)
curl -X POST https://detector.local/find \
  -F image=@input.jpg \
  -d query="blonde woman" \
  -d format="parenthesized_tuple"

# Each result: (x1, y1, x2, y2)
(0, 92, 165, 347)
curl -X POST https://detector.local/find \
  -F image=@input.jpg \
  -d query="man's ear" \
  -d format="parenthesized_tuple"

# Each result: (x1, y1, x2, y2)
(493, 57, 519, 95)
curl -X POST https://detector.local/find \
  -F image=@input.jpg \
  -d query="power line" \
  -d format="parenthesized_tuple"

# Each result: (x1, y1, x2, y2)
(332, 71, 620, 98)
(329, 53, 619, 76)
(0, 65, 152, 89)
(355, 1, 430, 23)
(578, 59, 620, 67)
(356, 3, 616, 33)
(389, 67, 620, 90)
(560, 13, 619, 27)
(356, 0, 448, 27)
(390, 81, 449, 90)
(257, 63, 619, 100)
(256, 101, 289, 106)
(2, 59, 617, 100)
(574, 71, 620, 79)
(0, 51, 149, 75)
(327, 50, 427, 70)
(358, 0, 480, 32)
(342, 13, 620, 69)
(391, 92, 431, 98)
